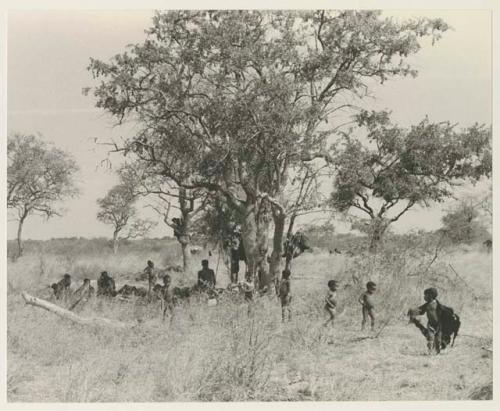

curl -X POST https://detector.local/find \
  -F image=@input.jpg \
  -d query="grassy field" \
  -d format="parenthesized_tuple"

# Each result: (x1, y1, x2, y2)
(7, 239, 492, 401)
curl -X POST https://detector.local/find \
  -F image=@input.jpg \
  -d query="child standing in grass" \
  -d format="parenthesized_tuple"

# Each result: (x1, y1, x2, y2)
(144, 260, 156, 300)
(324, 280, 338, 328)
(279, 269, 292, 322)
(359, 281, 376, 331)
(161, 275, 174, 322)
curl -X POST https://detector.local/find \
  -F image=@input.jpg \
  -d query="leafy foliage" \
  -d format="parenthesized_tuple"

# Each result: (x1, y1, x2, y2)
(88, 10, 449, 208)
(7, 133, 79, 257)
(96, 184, 155, 252)
(330, 111, 491, 249)
(87, 10, 450, 269)
(8, 133, 79, 219)
(441, 201, 489, 244)
(96, 185, 136, 232)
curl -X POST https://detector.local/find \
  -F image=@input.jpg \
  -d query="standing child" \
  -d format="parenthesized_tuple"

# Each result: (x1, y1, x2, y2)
(359, 281, 376, 331)
(161, 275, 174, 322)
(241, 279, 255, 316)
(144, 260, 156, 300)
(279, 269, 292, 322)
(324, 280, 338, 328)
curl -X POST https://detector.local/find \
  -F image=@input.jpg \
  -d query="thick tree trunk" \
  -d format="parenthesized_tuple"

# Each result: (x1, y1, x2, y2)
(16, 215, 26, 259)
(368, 218, 389, 253)
(180, 239, 192, 272)
(240, 201, 258, 284)
(255, 213, 271, 290)
(22, 292, 132, 329)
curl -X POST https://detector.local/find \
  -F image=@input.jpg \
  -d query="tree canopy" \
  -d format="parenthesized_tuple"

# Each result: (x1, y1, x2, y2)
(96, 184, 155, 253)
(88, 10, 450, 282)
(7, 133, 79, 258)
(330, 110, 491, 250)
(441, 199, 490, 244)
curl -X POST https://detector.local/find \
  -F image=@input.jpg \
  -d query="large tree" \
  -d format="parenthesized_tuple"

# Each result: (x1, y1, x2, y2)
(330, 111, 491, 251)
(88, 10, 449, 288)
(7, 133, 79, 259)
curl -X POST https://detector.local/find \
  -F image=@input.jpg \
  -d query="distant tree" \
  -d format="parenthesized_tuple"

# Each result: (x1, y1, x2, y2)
(330, 111, 491, 252)
(441, 200, 489, 244)
(96, 184, 155, 254)
(7, 133, 79, 259)
(302, 221, 336, 250)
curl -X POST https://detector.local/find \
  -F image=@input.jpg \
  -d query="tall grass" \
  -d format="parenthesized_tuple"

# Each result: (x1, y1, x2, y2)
(7, 240, 492, 401)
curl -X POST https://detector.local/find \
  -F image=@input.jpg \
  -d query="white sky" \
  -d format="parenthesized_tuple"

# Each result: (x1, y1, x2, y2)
(6, 9, 492, 240)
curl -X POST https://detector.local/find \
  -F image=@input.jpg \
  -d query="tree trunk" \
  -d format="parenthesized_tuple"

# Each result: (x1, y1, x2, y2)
(368, 218, 389, 253)
(240, 201, 258, 283)
(112, 230, 119, 254)
(21, 292, 132, 329)
(269, 212, 286, 292)
(180, 238, 192, 272)
(255, 212, 271, 290)
(16, 215, 26, 259)
(283, 214, 297, 271)
(177, 189, 194, 273)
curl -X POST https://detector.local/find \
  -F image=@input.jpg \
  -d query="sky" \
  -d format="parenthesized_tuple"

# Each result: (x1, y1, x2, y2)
(6, 9, 492, 240)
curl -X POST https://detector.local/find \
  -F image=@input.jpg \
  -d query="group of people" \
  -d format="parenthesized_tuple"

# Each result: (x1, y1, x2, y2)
(277, 270, 461, 354)
(51, 271, 118, 302)
(50, 257, 461, 354)
(50, 273, 96, 310)
(277, 269, 377, 329)
(49, 259, 217, 320)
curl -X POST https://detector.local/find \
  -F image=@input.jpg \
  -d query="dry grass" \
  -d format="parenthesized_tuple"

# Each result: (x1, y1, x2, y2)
(7, 241, 492, 401)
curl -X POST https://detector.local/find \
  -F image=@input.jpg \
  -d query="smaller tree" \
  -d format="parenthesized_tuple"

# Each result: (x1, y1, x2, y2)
(118, 162, 207, 271)
(96, 184, 154, 253)
(146, 187, 207, 272)
(302, 221, 336, 250)
(441, 200, 489, 244)
(7, 133, 79, 259)
(330, 111, 491, 252)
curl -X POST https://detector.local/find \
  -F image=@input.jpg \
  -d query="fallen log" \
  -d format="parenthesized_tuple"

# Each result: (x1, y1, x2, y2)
(21, 291, 132, 330)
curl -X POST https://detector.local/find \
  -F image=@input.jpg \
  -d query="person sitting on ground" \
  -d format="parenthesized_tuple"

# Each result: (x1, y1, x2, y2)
(359, 281, 376, 331)
(97, 271, 116, 297)
(197, 259, 216, 290)
(279, 269, 292, 322)
(324, 280, 338, 328)
(69, 278, 95, 310)
(51, 273, 72, 300)
(73, 278, 95, 300)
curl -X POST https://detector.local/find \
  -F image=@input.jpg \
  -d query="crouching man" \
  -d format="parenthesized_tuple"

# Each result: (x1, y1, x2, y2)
(408, 287, 460, 354)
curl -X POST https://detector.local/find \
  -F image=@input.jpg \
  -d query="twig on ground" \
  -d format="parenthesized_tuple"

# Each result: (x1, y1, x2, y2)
(448, 264, 478, 300)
